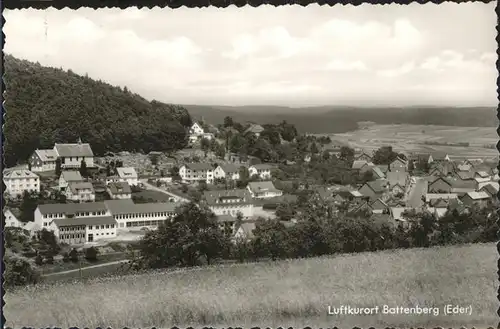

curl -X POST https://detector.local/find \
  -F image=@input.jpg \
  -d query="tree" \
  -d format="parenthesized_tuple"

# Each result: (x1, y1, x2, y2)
(135, 202, 227, 268)
(223, 116, 234, 128)
(252, 219, 290, 261)
(4, 254, 41, 287)
(69, 248, 79, 263)
(310, 142, 319, 155)
(19, 191, 38, 223)
(279, 121, 298, 142)
(85, 247, 99, 262)
(200, 138, 211, 157)
(35, 254, 44, 266)
(79, 159, 88, 177)
(339, 146, 355, 162)
(372, 146, 398, 165)
(55, 158, 62, 177)
(275, 201, 297, 221)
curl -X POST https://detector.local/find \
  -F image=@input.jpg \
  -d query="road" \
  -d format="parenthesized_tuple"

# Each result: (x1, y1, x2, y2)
(42, 259, 130, 277)
(406, 177, 428, 209)
(140, 180, 190, 203)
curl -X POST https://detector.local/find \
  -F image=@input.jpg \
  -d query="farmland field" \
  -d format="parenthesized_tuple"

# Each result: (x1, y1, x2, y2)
(5, 242, 496, 329)
(318, 124, 498, 160)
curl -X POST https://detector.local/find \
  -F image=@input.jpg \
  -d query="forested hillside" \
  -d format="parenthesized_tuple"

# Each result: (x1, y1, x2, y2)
(3, 55, 192, 167)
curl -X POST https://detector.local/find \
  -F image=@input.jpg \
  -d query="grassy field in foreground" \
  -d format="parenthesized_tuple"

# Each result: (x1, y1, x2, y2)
(5, 243, 497, 328)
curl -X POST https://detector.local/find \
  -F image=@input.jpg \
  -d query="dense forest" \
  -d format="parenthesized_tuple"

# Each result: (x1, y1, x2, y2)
(185, 105, 498, 134)
(3, 55, 192, 167)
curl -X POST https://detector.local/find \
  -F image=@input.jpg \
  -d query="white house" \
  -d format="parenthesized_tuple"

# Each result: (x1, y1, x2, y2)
(30, 149, 58, 172)
(107, 182, 132, 199)
(248, 164, 275, 180)
(232, 221, 257, 242)
(3, 170, 40, 198)
(116, 167, 139, 186)
(214, 164, 241, 181)
(59, 170, 84, 190)
(247, 181, 283, 199)
(190, 122, 205, 135)
(4, 208, 23, 228)
(179, 163, 214, 183)
(53, 139, 95, 169)
(65, 182, 95, 202)
(203, 189, 254, 218)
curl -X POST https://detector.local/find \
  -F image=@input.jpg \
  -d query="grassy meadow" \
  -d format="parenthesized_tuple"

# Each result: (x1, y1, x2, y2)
(5, 243, 497, 328)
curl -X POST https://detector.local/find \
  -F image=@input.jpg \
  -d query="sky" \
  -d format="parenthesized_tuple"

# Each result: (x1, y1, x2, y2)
(3, 3, 498, 107)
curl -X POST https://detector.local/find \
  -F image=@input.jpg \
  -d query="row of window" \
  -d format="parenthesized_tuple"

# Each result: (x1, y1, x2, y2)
(43, 210, 107, 219)
(7, 179, 39, 183)
(60, 234, 85, 240)
(114, 212, 173, 220)
(215, 198, 245, 204)
(60, 226, 85, 231)
(125, 220, 165, 227)
(88, 224, 115, 229)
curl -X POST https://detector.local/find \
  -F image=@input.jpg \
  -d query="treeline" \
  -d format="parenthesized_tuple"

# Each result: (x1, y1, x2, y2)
(186, 105, 497, 134)
(130, 197, 498, 271)
(4, 55, 192, 167)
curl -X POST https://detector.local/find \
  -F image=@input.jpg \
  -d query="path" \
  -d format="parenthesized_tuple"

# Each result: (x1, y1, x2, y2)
(42, 259, 129, 277)
(406, 177, 428, 208)
(140, 180, 190, 203)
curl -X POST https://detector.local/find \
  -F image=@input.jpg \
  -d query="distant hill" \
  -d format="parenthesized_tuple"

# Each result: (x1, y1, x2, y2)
(3, 55, 192, 167)
(184, 104, 498, 134)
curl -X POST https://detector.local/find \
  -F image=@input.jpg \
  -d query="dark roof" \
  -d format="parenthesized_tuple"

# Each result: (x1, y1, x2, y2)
(250, 163, 275, 170)
(68, 182, 94, 194)
(456, 171, 475, 180)
(103, 199, 180, 215)
(430, 152, 449, 161)
(108, 182, 132, 194)
(54, 143, 94, 157)
(53, 216, 116, 227)
(480, 183, 499, 196)
(247, 181, 281, 194)
(35, 149, 58, 162)
(361, 180, 387, 194)
(61, 171, 83, 182)
(184, 163, 213, 171)
(38, 202, 108, 215)
(216, 215, 237, 223)
(386, 172, 409, 187)
(218, 164, 241, 173)
(204, 189, 253, 206)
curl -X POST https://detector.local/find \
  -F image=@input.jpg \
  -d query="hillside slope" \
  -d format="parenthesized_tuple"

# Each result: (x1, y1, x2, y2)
(3, 55, 192, 167)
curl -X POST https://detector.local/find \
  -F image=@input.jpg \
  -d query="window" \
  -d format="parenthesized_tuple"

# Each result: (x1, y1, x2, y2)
(106, 224, 109, 229)
(88, 225, 93, 230)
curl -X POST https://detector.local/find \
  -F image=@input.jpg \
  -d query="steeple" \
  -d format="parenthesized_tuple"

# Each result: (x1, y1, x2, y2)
(77, 136, 82, 144)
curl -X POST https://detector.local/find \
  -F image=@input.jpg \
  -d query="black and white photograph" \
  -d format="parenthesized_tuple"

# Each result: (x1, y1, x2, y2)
(2, 3, 498, 328)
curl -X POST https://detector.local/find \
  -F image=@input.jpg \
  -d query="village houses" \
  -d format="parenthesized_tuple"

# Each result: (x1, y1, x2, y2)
(107, 182, 132, 199)
(4, 208, 23, 228)
(247, 181, 283, 199)
(248, 164, 275, 180)
(30, 149, 58, 172)
(54, 139, 95, 169)
(243, 124, 265, 138)
(65, 182, 96, 202)
(213, 164, 241, 181)
(4, 170, 40, 198)
(188, 122, 214, 144)
(116, 167, 139, 186)
(179, 163, 215, 183)
(389, 157, 407, 172)
(59, 170, 84, 191)
(203, 189, 254, 218)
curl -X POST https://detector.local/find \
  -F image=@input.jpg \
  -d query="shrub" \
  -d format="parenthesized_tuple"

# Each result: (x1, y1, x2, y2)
(34, 254, 44, 266)
(84, 247, 99, 262)
(4, 254, 41, 288)
(69, 248, 79, 263)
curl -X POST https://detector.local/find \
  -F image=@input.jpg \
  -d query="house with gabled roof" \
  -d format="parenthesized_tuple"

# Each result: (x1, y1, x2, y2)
(203, 189, 254, 218)
(247, 181, 283, 199)
(460, 191, 491, 208)
(376, 164, 390, 175)
(65, 182, 95, 202)
(352, 160, 370, 170)
(59, 170, 84, 190)
(214, 163, 241, 181)
(479, 183, 499, 198)
(355, 151, 373, 162)
(370, 166, 386, 179)
(369, 198, 389, 214)
(4, 208, 23, 228)
(243, 124, 265, 138)
(4, 170, 40, 198)
(179, 162, 215, 183)
(389, 157, 407, 172)
(233, 221, 257, 242)
(431, 152, 450, 162)
(248, 164, 276, 180)
(116, 167, 139, 186)
(107, 182, 132, 200)
(358, 180, 388, 201)
(53, 139, 95, 169)
(30, 149, 58, 172)
(428, 177, 453, 193)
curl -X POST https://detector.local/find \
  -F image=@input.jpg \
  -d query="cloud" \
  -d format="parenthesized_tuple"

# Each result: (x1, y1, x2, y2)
(3, 6, 497, 107)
